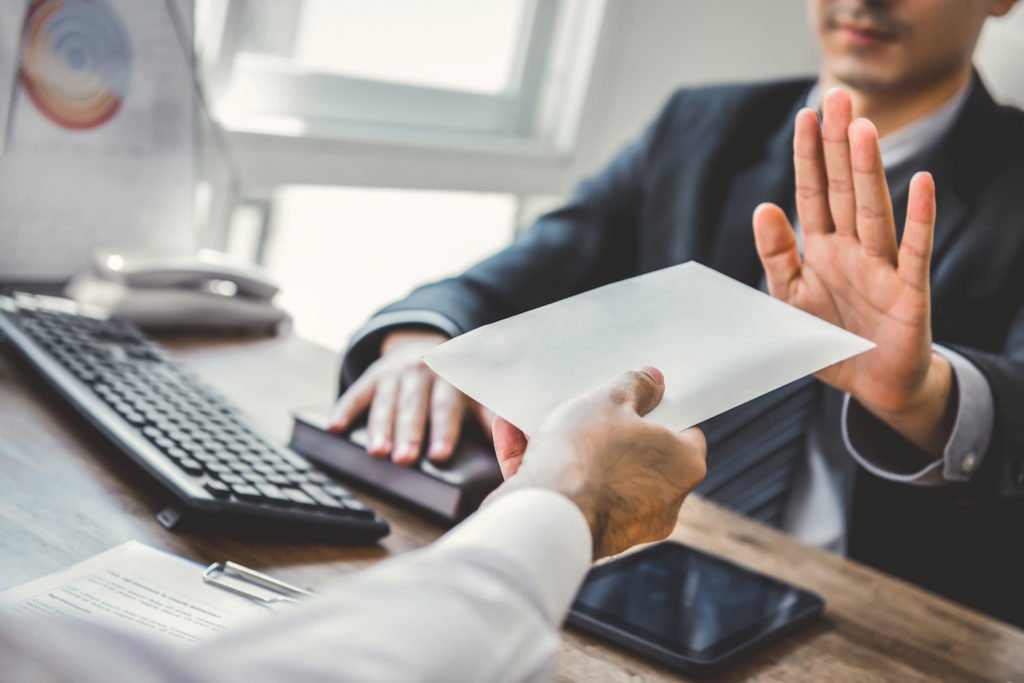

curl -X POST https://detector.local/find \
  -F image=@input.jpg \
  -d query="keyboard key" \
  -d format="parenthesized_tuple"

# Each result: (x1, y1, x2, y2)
(312, 496, 347, 511)
(307, 471, 333, 485)
(182, 443, 210, 457)
(230, 484, 263, 501)
(341, 498, 375, 518)
(220, 473, 245, 485)
(204, 480, 231, 498)
(324, 484, 351, 499)
(288, 456, 314, 471)
(282, 488, 317, 506)
(123, 411, 147, 426)
(241, 471, 266, 484)
(154, 437, 175, 451)
(178, 459, 204, 476)
(255, 483, 289, 502)
(165, 447, 187, 461)
(272, 460, 298, 474)
(299, 483, 337, 507)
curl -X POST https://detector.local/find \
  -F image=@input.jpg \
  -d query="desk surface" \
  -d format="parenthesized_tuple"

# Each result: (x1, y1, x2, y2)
(1, 332, 1021, 682)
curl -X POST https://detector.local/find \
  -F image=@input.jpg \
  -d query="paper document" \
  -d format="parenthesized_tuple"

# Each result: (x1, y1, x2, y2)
(425, 262, 874, 435)
(0, 541, 270, 644)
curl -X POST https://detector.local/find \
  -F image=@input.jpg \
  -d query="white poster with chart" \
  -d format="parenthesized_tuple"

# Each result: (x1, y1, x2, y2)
(0, 0, 196, 281)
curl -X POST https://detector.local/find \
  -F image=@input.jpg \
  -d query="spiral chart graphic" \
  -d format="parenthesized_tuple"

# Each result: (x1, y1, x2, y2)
(20, 0, 133, 131)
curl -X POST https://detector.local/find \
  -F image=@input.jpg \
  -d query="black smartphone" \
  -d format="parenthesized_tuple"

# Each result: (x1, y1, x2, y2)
(567, 542, 824, 675)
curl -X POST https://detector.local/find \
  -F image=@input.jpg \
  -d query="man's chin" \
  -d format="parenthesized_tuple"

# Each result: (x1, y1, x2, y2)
(826, 60, 905, 94)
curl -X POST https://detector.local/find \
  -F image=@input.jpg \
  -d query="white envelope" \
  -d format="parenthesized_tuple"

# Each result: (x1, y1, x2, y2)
(423, 262, 874, 435)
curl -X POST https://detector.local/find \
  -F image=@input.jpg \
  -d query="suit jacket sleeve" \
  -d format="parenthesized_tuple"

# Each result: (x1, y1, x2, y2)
(950, 298, 1024, 501)
(338, 91, 688, 390)
(846, 294, 1024, 502)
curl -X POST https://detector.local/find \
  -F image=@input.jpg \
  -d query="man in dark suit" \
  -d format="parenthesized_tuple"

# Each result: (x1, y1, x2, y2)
(330, 0, 1024, 625)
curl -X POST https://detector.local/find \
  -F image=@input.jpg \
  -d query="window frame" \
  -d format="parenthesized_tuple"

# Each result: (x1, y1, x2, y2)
(196, 0, 606, 154)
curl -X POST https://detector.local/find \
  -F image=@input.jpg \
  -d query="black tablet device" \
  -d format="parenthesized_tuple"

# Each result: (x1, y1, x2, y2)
(567, 542, 824, 675)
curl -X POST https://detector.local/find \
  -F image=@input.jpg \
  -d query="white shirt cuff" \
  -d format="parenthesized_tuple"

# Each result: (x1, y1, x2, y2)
(841, 344, 995, 486)
(431, 488, 592, 624)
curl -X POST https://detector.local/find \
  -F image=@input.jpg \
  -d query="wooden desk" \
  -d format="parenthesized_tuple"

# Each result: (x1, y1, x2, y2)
(1, 333, 1021, 682)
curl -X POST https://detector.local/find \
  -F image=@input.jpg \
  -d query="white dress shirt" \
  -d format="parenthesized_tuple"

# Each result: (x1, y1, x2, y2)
(0, 488, 592, 683)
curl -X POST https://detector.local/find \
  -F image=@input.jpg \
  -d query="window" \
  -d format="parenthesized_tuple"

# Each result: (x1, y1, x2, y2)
(195, 1, 607, 348)
(254, 186, 517, 350)
(252, 0, 527, 95)
(196, 0, 605, 151)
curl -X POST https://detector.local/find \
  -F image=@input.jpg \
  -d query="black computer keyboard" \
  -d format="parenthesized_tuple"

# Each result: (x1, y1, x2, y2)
(0, 292, 389, 543)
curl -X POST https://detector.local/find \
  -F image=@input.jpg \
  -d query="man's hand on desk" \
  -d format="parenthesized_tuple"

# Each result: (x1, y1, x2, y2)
(328, 328, 492, 465)
(489, 367, 707, 559)
(752, 87, 955, 458)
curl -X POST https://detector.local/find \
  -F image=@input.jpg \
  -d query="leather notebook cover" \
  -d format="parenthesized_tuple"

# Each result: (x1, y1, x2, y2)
(289, 410, 502, 523)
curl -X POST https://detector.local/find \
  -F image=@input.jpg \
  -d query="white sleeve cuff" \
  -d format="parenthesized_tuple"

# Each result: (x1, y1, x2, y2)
(431, 488, 592, 624)
(841, 345, 995, 486)
(934, 345, 995, 482)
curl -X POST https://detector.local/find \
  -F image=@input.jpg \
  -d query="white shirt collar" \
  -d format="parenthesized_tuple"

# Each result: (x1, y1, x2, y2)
(804, 81, 972, 168)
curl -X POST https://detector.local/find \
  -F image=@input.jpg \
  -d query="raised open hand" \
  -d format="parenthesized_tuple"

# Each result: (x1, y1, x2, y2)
(752, 88, 953, 456)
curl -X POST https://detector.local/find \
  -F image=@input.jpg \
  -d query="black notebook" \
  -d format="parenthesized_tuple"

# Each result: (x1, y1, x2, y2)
(289, 411, 503, 523)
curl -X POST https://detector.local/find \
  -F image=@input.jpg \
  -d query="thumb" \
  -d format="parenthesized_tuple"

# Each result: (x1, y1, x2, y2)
(492, 416, 528, 480)
(608, 366, 666, 417)
(752, 202, 801, 299)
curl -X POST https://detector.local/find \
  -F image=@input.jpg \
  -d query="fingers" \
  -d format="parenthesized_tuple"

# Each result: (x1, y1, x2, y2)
(608, 366, 665, 417)
(391, 369, 433, 465)
(492, 416, 528, 480)
(328, 374, 374, 432)
(821, 88, 857, 237)
(752, 203, 801, 299)
(366, 375, 398, 456)
(793, 108, 834, 235)
(898, 172, 936, 291)
(849, 118, 898, 262)
(426, 379, 466, 462)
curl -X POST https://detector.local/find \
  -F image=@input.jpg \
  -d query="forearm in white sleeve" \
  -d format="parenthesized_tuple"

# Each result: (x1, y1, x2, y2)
(0, 488, 593, 683)
(199, 487, 592, 683)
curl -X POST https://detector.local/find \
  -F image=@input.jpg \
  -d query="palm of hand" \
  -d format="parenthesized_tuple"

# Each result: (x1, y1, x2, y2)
(792, 231, 932, 414)
(753, 88, 938, 418)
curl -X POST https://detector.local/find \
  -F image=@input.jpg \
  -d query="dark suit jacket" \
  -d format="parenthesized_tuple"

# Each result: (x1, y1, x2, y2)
(342, 75, 1024, 626)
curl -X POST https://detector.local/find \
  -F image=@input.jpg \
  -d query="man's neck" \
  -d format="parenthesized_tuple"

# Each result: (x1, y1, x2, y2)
(819, 65, 973, 138)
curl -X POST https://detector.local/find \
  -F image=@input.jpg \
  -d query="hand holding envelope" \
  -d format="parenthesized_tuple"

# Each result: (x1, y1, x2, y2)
(424, 262, 875, 436)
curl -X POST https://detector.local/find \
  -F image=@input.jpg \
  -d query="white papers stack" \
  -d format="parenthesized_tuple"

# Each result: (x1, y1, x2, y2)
(425, 262, 874, 435)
